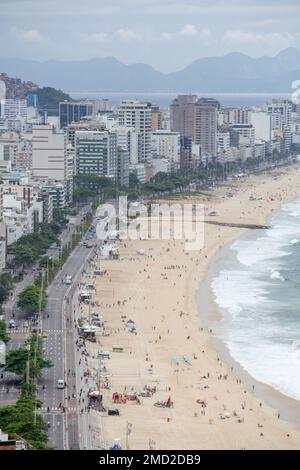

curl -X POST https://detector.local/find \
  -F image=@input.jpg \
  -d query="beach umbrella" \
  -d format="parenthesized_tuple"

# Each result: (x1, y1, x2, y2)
(183, 356, 192, 365)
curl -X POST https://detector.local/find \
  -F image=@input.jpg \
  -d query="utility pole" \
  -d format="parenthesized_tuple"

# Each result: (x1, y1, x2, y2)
(26, 344, 30, 386)
(149, 438, 156, 450)
(34, 271, 44, 425)
(125, 421, 133, 450)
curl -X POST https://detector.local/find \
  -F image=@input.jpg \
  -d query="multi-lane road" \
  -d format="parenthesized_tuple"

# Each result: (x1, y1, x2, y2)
(1, 205, 100, 449)
(39, 241, 98, 449)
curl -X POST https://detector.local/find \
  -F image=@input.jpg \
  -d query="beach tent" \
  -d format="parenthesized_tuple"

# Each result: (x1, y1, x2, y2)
(110, 443, 122, 450)
(89, 391, 100, 397)
(172, 357, 179, 366)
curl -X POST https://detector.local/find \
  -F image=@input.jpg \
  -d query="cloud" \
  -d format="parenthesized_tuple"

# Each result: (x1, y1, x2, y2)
(84, 32, 109, 43)
(161, 24, 211, 42)
(115, 29, 140, 41)
(82, 23, 207, 46)
(82, 28, 141, 44)
(10, 26, 44, 42)
(2, 1, 300, 72)
(222, 30, 300, 48)
(179, 24, 198, 37)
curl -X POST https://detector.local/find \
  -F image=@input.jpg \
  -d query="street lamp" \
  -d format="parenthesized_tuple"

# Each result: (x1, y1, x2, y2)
(149, 438, 156, 450)
(125, 421, 133, 450)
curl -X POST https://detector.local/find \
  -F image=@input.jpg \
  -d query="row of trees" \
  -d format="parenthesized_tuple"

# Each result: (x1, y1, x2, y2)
(74, 149, 297, 204)
(0, 273, 15, 345)
(8, 217, 68, 268)
(17, 284, 47, 316)
(73, 172, 198, 203)
(0, 206, 88, 448)
(73, 174, 116, 204)
(4, 334, 52, 382)
(0, 272, 14, 305)
(0, 333, 53, 449)
(0, 385, 50, 449)
(0, 319, 10, 344)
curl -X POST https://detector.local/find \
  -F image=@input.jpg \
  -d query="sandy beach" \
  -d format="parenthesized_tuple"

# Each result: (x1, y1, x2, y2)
(77, 164, 300, 450)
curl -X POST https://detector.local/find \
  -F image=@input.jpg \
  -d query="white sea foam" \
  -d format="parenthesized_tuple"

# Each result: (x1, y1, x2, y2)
(211, 197, 300, 402)
(211, 270, 270, 315)
(231, 236, 289, 267)
(270, 270, 285, 281)
(226, 339, 300, 401)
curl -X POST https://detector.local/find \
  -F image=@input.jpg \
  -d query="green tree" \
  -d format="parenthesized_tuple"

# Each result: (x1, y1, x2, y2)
(4, 348, 30, 378)
(17, 285, 47, 315)
(0, 319, 10, 344)
(4, 334, 52, 381)
(36, 86, 72, 116)
(14, 245, 37, 266)
(0, 384, 50, 449)
(0, 285, 9, 303)
(129, 172, 141, 189)
(0, 273, 14, 290)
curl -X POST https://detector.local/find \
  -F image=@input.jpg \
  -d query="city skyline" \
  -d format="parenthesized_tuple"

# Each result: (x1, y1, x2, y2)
(1, 0, 300, 456)
(0, 0, 300, 72)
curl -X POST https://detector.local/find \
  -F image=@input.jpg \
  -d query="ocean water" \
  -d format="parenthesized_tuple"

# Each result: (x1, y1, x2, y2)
(211, 197, 300, 401)
(68, 92, 291, 109)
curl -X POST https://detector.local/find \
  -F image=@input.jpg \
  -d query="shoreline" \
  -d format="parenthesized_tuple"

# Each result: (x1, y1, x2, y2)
(198, 235, 300, 431)
(80, 164, 300, 449)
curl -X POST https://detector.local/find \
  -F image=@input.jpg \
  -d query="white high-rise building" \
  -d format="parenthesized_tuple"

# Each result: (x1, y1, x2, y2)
(0, 179, 6, 273)
(152, 130, 180, 170)
(0, 99, 27, 119)
(266, 99, 293, 130)
(219, 108, 251, 126)
(115, 126, 138, 165)
(31, 125, 66, 181)
(217, 129, 231, 152)
(100, 116, 139, 165)
(0, 81, 6, 101)
(101, 99, 111, 112)
(251, 111, 272, 142)
(118, 100, 152, 162)
(231, 124, 255, 147)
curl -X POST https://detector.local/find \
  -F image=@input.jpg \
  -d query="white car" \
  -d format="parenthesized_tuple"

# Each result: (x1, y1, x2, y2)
(57, 379, 65, 389)
(208, 211, 218, 217)
(65, 275, 72, 285)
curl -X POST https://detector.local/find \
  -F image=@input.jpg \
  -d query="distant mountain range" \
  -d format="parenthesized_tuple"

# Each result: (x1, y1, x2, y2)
(1, 48, 300, 94)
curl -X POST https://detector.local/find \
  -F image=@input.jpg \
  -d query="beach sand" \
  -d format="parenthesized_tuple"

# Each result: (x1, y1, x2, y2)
(79, 165, 300, 450)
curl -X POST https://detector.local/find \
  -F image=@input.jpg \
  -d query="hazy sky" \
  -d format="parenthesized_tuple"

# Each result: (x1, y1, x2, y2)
(1, 0, 300, 71)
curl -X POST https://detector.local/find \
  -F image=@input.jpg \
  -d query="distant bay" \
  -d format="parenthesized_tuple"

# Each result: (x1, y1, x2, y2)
(68, 91, 291, 109)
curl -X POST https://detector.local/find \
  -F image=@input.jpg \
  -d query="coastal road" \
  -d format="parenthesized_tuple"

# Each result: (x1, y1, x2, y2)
(39, 241, 98, 449)
(1, 204, 97, 449)
(1, 206, 92, 409)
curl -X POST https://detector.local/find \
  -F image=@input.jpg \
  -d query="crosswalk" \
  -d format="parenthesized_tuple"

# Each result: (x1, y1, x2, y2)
(40, 406, 77, 412)
(9, 329, 30, 334)
(10, 329, 63, 334)
(44, 330, 64, 333)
